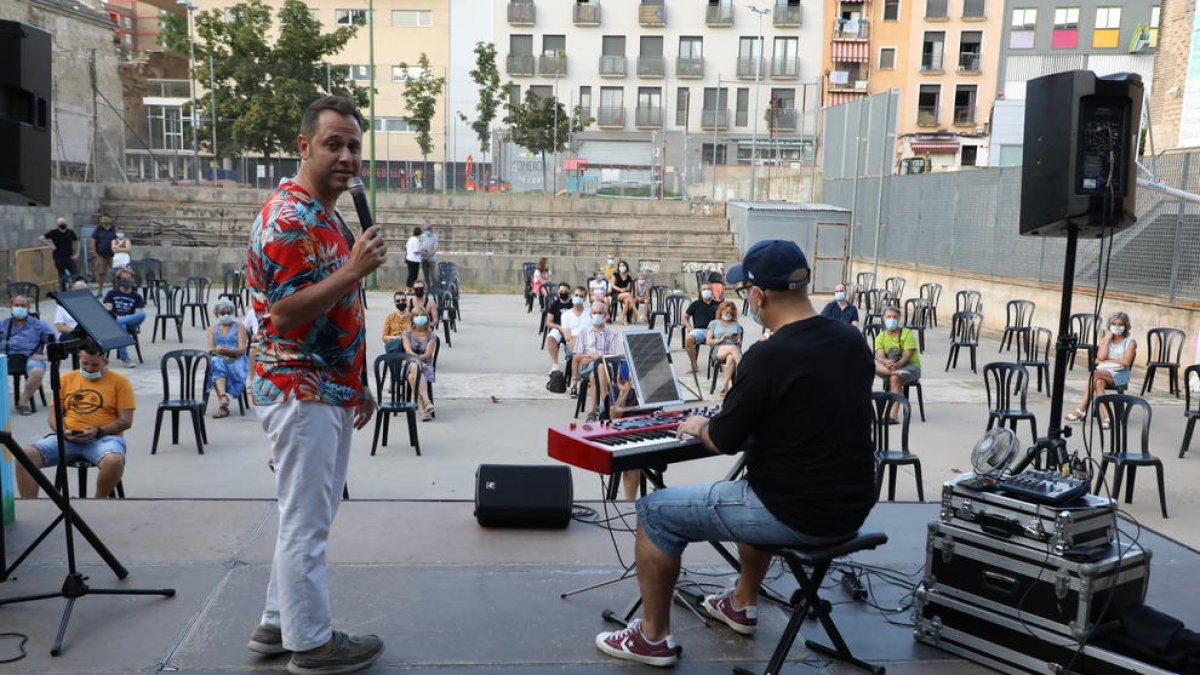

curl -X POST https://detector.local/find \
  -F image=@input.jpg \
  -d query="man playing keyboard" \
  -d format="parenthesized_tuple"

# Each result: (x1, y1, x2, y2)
(595, 240, 878, 667)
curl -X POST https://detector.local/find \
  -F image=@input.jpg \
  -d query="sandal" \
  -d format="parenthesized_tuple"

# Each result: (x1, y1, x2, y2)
(1101, 418, 1112, 430)
(1065, 409, 1086, 422)
(213, 395, 231, 419)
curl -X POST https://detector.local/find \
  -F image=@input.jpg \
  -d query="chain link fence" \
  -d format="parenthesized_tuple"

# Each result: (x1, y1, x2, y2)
(824, 150, 1200, 301)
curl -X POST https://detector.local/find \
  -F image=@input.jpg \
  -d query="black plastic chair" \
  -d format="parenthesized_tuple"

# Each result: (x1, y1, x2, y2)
(371, 353, 421, 456)
(57, 456, 125, 498)
(646, 285, 673, 331)
(999, 300, 1035, 353)
(919, 282, 942, 327)
(1141, 327, 1186, 397)
(1017, 326, 1053, 396)
(1091, 394, 1167, 518)
(861, 288, 886, 314)
(151, 349, 211, 455)
(1180, 365, 1200, 459)
(883, 276, 906, 300)
(7, 353, 48, 413)
(135, 257, 167, 308)
(983, 362, 1038, 445)
(954, 289, 982, 315)
(902, 298, 929, 352)
(1067, 312, 1101, 371)
(862, 321, 884, 349)
(7, 282, 41, 319)
(217, 268, 246, 315)
(945, 311, 982, 373)
(662, 294, 691, 350)
(871, 391, 922, 502)
(151, 285, 185, 343)
(181, 276, 213, 328)
(852, 272, 876, 308)
(439, 288, 457, 348)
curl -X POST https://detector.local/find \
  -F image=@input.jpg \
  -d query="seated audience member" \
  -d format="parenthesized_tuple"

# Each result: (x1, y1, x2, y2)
(402, 306, 438, 421)
(409, 279, 438, 326)
(382, 291, 412, 353)
(707, 270, 726, 301)
(53, 280, 92, 334)
(611, 261, 635, 325)
(707, 301, 744, 396)
(102, 268, 146, 368)
(1, 295, 56, 415)
(600, 253, 618, 284)
(548, 286, 591, 383)
(207, 298, 249, 419)
(15, 343, 134, 498)
(1066, 311, 1137, 429)
(684, 284, 719, 373)
(820, 283, 860, 326)
(589, 270, 610, 302)
(633, 276, 652, 323)
(873, 306, 920, 421)
(572, 301, 620, 421)
(531, 257, 552, 306)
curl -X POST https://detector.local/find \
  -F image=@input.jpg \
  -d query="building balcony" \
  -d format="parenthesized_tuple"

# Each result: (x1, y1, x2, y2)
(635, 105, 663, 128)
(773, 2, 801, 26)
(700, 108, 731, 130)
(831, 19, 869, 40)
(507, 1, 535, 25)
(917, 105, 939, 127)
(957, 52, 981, 73)
(573, 3, 600, 25)
(767, 107, 798, 131)
(676, 56, 704, 78)
(599, 55, 626, 77)
(770, 57, 799, 79)
(736, 57, 765, 79)
(638, 3, 665, 27)
(597, 106, 625, 128)
(539, 54, 567, 77)
(506, 53, 535, 76)
(826, 74, 868, 93)
(637, 56, 665, 78)
(953, 106, 975, 126)
(706, 2, 733, 26)
(920, 55, 945, 73)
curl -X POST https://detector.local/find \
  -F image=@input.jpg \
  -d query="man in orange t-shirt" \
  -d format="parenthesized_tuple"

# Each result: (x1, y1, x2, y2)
(15, 344, 135, 498)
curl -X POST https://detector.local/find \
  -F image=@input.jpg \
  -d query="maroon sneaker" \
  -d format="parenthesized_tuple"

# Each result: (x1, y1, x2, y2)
(595, 619, 680, 667)
(702, 589, 758, 635)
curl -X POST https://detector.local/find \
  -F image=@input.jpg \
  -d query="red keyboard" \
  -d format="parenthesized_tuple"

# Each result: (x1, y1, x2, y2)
(547, 407, 720, 474)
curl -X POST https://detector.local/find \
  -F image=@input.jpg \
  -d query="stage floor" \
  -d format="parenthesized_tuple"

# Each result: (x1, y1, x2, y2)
(1, 499, 1195, 674)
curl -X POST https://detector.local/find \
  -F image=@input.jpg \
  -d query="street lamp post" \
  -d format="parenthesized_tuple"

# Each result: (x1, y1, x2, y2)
(747, 4, 769, 201)
(178, 0, 201, 183)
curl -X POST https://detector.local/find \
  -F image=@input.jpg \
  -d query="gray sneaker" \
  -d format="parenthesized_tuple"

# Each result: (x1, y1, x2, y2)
(287, 630, 384, 675)
(247, 623, 288, 655)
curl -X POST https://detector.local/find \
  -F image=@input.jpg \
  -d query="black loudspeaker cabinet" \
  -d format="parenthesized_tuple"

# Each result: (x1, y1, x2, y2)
(1020, 70, 1143, 238)
(0, 20, 52, 207)
(474, 464, 573, 528)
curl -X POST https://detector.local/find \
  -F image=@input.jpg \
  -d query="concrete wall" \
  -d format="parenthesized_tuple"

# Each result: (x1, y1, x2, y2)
(0, 181, 106, 254)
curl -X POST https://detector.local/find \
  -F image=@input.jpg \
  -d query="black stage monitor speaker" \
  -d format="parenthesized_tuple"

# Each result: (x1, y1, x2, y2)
(474, 464, 573, 528)
(1020, 70, 1142, 238)
(0, 20, 52, 207)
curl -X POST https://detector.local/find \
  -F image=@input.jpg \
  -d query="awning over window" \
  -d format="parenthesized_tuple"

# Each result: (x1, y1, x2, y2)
(825, 91, 867, 107)
(910, 141, 960, 154)
(831, 41, 870, 62)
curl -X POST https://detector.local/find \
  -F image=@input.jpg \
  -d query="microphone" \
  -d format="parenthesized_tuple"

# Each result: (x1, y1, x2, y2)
(347, 177, 374, 232)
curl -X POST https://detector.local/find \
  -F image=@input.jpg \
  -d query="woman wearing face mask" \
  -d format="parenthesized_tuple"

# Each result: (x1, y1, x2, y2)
(1066, 312, 1137, 429)
(382, 291, 412, 353)
(633, 276, 652, 323)
(611, 260, 635, 325)
(110, 226, 132, 271)
(409, 280, 439, 327)
(873, 305, 920, 422)
(706, 301, 744, 396)
(402, 306, 438, 420)
(531, 257, 552, 307)
(589, 269, 609, 301)
(206, 298, 249, 419)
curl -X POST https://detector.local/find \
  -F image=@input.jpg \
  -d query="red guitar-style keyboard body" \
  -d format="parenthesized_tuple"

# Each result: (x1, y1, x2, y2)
(547, 407, 721, 475)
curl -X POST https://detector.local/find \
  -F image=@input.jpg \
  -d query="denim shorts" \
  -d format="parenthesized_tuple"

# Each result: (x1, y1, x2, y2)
(636, 480, 850, 557)
(33, 434, 127, 468)
(690, 329, 708, 345)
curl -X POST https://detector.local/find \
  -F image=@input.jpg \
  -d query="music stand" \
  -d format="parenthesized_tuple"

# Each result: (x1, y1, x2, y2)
(0, 290, 175, 656)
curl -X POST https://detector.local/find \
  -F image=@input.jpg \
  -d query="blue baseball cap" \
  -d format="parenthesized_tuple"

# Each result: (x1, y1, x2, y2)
(726, 240, 811, 291)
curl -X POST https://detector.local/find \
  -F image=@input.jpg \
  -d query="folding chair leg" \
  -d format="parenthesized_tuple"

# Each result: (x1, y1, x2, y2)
(1156, 463, 1169, 518)
(1181, 418, 1197, 458)
(1124, 466, 1136, 504)
(191, 410, 205, 454)
(171, 410, 181, 444)
(913, 460, 925, 502)
(382, 413, 391, 447)
(371, 415, 383, 455)
(151, 409, 164, 454)
(407, 410, 420, 456)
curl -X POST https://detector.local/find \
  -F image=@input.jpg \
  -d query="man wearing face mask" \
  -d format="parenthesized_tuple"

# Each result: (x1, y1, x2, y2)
(600, 253, 618, 284)
(542, 283, 573, 369)
(2, 296, 56, 415)
(102, 269, 147, 368)
(820, 283, 860, 326)
(596, 240, 875, 666)
(40, 217, 81, 288)
(90, 214, 118, 294)
(572, 301, 620, 421)
(873, 305, 920, 422)
(550, 287, 592, 392)
(683, 283, 719, 373)
(14, 343, 133, 498)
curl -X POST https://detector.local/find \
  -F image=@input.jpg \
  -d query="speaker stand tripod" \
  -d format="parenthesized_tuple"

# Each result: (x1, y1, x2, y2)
(0, 338, 175, 655)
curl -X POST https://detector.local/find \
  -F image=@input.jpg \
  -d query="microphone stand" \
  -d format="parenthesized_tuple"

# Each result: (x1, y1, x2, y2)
(0, 337, 175, 655)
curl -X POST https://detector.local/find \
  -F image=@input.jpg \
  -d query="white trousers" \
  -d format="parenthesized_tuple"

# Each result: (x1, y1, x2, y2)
(258, 399, 354, 651)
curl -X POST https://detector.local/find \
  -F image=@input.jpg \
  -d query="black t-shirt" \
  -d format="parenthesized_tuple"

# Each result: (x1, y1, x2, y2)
(612, 272, 633, 293)
(544, 297, 572, 326)
(820, 301, 860, 324)
(686, 299, 718, 330)
(103, 289, 145, 316)
(44, 228, 78, 258)
(707, 315, 877, 537)
(93, 226, 117, 259)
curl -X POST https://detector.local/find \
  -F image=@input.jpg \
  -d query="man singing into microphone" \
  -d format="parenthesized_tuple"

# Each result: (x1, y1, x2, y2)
(245, 96, 388, 674)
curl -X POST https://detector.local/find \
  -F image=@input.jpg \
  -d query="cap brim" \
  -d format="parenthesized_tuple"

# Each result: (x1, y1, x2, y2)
(725, 263, 747, 286)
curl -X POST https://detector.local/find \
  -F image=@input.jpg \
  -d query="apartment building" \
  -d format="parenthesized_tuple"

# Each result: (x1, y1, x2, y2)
(494, 0, 821, 190)
(1149, 0, 1198, 149)
(988, 0, 1159, 165)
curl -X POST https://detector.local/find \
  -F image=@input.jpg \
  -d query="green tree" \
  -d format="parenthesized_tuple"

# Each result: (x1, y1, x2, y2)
(397, 53, 446, 170)
(457, 42, 506, 164)
(503, 90, 592, 190)
(157, 12, 188, 52)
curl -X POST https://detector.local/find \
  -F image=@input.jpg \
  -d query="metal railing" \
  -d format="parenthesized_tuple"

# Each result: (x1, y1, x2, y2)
(832, 19, 870, 39)
(701, 108, 730, 129)
(599, 55, 627, 77)
(597, 106, 625, 127)
(706, 2, 733, 25)
(638, 3, 666, 26)
(539, 54, 567, 76)
(953, 105, 975, 125)
(507, 1, 535, 25)
(506, 53, 535, 76)
(676, 56, 704, 78)
(774, 2, 801, 25)
(573, 3, 600, 25)
(736, 57, 764, 78)
(637, 55, 665, 78)
(827, 75, 869, 92)
(958, 52, 981, 72)
(635, 106, 663, 128)
(920, 53, 945, 72)
(917, 105, 939, 126)
(770, 57, 799, 78)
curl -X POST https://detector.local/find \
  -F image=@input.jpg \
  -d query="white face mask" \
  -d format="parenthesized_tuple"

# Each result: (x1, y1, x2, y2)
(722, 314, 733, 321)
(1110, 325, 1126, 336)
(591, 315, 605, 327)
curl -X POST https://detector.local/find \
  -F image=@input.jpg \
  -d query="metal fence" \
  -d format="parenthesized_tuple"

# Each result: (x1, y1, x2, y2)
(823, 150, 1200, 301)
